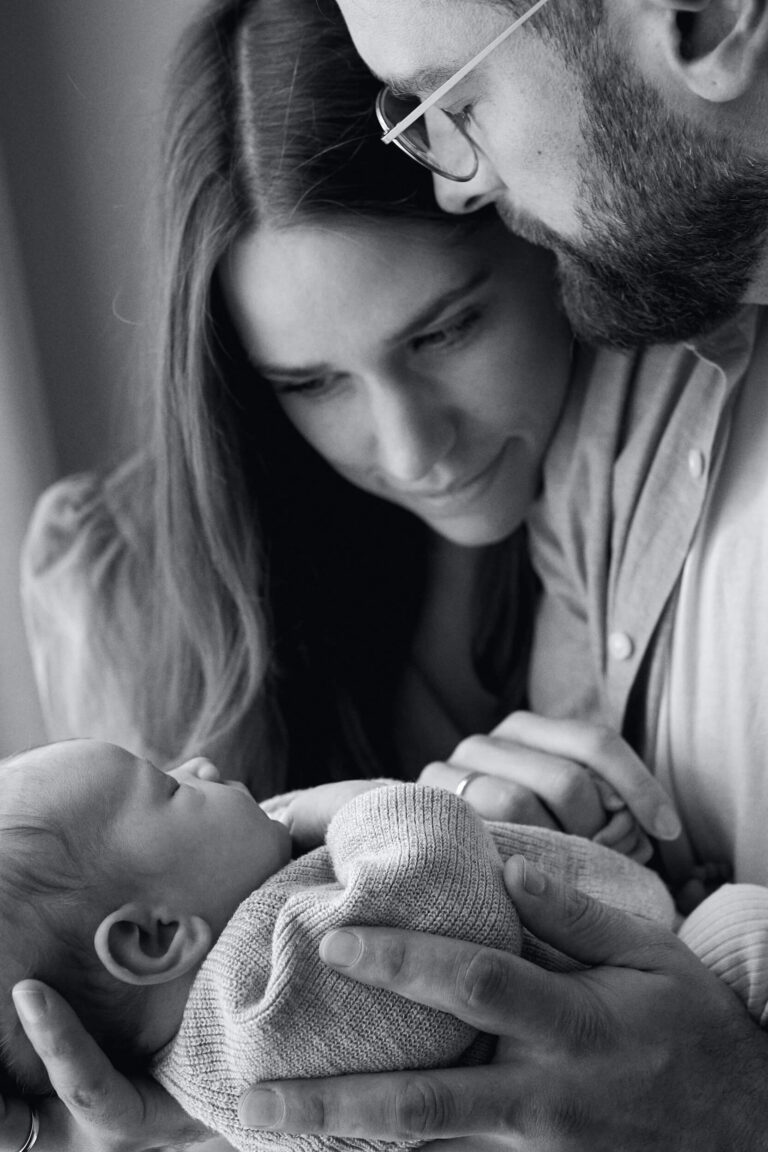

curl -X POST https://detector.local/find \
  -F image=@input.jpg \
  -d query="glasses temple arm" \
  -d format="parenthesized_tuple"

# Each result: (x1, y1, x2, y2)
(381, 0, 552, 144)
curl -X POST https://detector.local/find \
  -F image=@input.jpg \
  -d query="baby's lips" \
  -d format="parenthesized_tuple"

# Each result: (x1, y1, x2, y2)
(222, 778, 252, 796)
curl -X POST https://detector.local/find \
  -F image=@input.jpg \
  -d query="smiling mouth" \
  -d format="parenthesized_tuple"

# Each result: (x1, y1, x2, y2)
(409, 446, 507, 508)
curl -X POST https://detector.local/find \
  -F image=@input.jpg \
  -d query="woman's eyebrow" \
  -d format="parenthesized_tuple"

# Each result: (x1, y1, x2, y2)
(390, 268, 491, 344)
(257, 269, 491, 379)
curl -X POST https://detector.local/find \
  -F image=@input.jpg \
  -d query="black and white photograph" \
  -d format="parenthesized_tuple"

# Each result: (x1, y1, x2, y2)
(0, 1, 767, 1148)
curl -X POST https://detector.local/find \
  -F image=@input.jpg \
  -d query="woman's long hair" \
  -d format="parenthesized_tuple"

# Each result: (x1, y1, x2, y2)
(101, 0, 528, 795)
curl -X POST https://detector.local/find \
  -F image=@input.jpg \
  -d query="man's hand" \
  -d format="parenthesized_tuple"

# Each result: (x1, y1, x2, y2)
(4, 981, 208, 1152)
(238, 858, 768, 1151)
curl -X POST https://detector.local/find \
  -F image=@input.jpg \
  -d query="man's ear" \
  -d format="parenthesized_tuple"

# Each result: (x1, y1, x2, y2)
(647, 0, 768, 102)
(94, 902, 212, 986)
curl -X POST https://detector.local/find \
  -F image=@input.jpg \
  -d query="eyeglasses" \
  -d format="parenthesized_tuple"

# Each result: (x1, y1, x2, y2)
(375, 0, 552, 182)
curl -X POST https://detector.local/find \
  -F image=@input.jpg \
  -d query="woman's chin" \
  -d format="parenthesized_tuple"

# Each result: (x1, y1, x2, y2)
(423, 512, 524, 548)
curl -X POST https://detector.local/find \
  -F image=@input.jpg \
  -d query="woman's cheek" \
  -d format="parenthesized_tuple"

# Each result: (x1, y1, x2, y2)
(280, 401, 355, 469)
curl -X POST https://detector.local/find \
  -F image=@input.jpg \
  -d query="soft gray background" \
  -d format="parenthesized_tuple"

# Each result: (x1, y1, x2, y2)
(0, 0, 206, 752)
(1, 0, 207, 471)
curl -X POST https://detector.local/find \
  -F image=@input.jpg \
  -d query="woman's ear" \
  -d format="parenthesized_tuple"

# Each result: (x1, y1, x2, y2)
(651, 0, 768, 102)
(94, 902, 212, 986)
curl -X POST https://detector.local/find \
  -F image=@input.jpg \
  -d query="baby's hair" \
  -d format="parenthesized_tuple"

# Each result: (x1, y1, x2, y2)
(0, 750, 147, 1093)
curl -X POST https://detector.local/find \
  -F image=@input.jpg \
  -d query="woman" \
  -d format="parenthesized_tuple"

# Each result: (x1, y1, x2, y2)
(25, 0, 573, 801)
(11, 1, 673, 1150)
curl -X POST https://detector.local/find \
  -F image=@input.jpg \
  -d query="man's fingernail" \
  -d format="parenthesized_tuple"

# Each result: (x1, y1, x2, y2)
(239, 1088, 285, 1129)
(522, 859, 547, 896)
(654, 808, 682, 840)
(12, 988, 47, 1023)
(320, 929, 362, 967)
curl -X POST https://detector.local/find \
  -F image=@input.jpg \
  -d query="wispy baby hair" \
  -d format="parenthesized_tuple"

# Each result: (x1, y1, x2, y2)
(0, 748, 146, 1092)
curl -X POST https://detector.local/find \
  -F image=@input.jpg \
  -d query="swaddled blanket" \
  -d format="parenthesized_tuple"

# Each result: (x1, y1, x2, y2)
(154, 783, 675, 1152)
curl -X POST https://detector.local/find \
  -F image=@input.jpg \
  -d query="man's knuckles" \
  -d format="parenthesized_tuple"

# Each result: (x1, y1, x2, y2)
(460, 947, 516, 1017)
(390, 1075, 460, 1139)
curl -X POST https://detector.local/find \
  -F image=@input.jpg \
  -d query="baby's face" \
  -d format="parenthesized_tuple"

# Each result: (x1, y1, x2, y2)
(13, 740, 291, 934)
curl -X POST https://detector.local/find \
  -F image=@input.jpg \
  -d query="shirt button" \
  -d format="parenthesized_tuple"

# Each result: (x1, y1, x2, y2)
(608, 631, 634, 661)
(688, 449, 706, 479)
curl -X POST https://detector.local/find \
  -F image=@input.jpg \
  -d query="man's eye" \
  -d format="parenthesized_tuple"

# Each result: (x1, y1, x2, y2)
(446, 102, 474, 129)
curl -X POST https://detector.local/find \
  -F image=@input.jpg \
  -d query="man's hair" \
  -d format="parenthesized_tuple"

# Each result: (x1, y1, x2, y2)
(0, 758, 147, 1093)
(496, 0, 603, 60)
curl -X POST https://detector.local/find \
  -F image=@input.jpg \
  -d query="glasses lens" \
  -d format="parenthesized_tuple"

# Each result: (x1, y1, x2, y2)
(378, 89, 478, 182)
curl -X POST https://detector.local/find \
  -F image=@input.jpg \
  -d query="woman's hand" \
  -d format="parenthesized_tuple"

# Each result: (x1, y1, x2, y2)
(419, 711, 680, 859)
(4, 982, 208, 1152)
(235, 859, 768, 1151)
(262, 780, 385, 852)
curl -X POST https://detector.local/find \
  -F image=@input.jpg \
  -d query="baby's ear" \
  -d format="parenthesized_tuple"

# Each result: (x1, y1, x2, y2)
(94, 902, 212, 986)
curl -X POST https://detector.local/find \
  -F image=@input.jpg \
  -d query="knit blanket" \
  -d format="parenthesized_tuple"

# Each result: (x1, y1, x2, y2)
(153, 783, 675, 1151)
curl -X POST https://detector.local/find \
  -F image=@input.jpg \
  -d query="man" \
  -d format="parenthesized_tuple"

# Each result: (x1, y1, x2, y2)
(225, 2, 768, 1149)
(334, 0, 768, 349)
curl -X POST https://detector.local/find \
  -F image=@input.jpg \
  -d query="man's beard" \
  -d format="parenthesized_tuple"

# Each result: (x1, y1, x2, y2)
(502, 33, 768, 349)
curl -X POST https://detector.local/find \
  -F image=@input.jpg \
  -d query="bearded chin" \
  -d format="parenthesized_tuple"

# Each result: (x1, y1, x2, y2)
(552, 192, 768, 350)
(525, 27, 768, 349)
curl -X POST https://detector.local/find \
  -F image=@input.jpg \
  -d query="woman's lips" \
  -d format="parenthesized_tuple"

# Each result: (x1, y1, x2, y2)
(406, 444, 509, 512)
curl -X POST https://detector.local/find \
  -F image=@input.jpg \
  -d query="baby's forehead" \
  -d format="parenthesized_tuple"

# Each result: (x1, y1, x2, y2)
(1, 739, 137, 807)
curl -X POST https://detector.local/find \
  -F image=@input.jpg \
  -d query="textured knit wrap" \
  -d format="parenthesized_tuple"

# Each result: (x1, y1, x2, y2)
(153, 784, 675, 1151)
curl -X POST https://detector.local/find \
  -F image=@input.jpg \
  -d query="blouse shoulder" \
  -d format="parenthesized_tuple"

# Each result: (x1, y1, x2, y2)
(20, 460, 155, 753)
(23, 461, 147, 588)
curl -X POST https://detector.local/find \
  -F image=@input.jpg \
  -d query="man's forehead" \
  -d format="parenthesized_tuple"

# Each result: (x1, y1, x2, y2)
(336, 0, 501, 90)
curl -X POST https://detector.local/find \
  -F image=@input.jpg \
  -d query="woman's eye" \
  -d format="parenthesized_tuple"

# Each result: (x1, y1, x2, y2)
(412, 309, 481, 352)
(271, 376, 329, 398)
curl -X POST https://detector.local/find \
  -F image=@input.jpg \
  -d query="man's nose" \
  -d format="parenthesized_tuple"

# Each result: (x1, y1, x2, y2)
(372, 383, 454, 484)
(432, 153, 504, 215)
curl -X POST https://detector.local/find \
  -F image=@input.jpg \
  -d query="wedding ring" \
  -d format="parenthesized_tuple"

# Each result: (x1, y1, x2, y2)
(454, 771, 482, 799)
(15, 1103, 39, 1152)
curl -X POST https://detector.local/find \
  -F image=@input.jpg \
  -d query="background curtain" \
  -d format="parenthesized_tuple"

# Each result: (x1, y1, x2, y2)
(0, 155, 56, 754)
(0, 0, 204, 756)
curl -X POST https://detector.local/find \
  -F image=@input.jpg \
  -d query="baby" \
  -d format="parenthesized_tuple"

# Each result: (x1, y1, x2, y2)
(0, 739, 766, 1152)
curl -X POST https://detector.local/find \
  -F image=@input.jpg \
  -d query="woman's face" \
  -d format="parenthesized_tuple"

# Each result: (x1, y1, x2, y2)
(224, 218, 571, 546)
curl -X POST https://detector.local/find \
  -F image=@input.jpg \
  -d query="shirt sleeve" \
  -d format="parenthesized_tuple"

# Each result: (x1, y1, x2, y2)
(678, 884, 768, 1027)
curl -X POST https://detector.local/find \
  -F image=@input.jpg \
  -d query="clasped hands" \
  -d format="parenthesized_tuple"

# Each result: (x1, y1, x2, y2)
(5, 716, 768, 1151)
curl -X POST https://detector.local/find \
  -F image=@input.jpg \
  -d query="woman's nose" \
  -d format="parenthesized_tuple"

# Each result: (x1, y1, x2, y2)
(432, 153, 504, 215)
(371, 383, 454, 484)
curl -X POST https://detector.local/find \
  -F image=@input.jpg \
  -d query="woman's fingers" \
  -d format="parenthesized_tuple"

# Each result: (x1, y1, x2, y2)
(454, 735, 606, 835)
(420, 735, 606, 836)
(12, 982, 205, 1149)
(491, 713, 681, 840)
(593, 809, 653, 863)
(419, 760, 563, 830)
